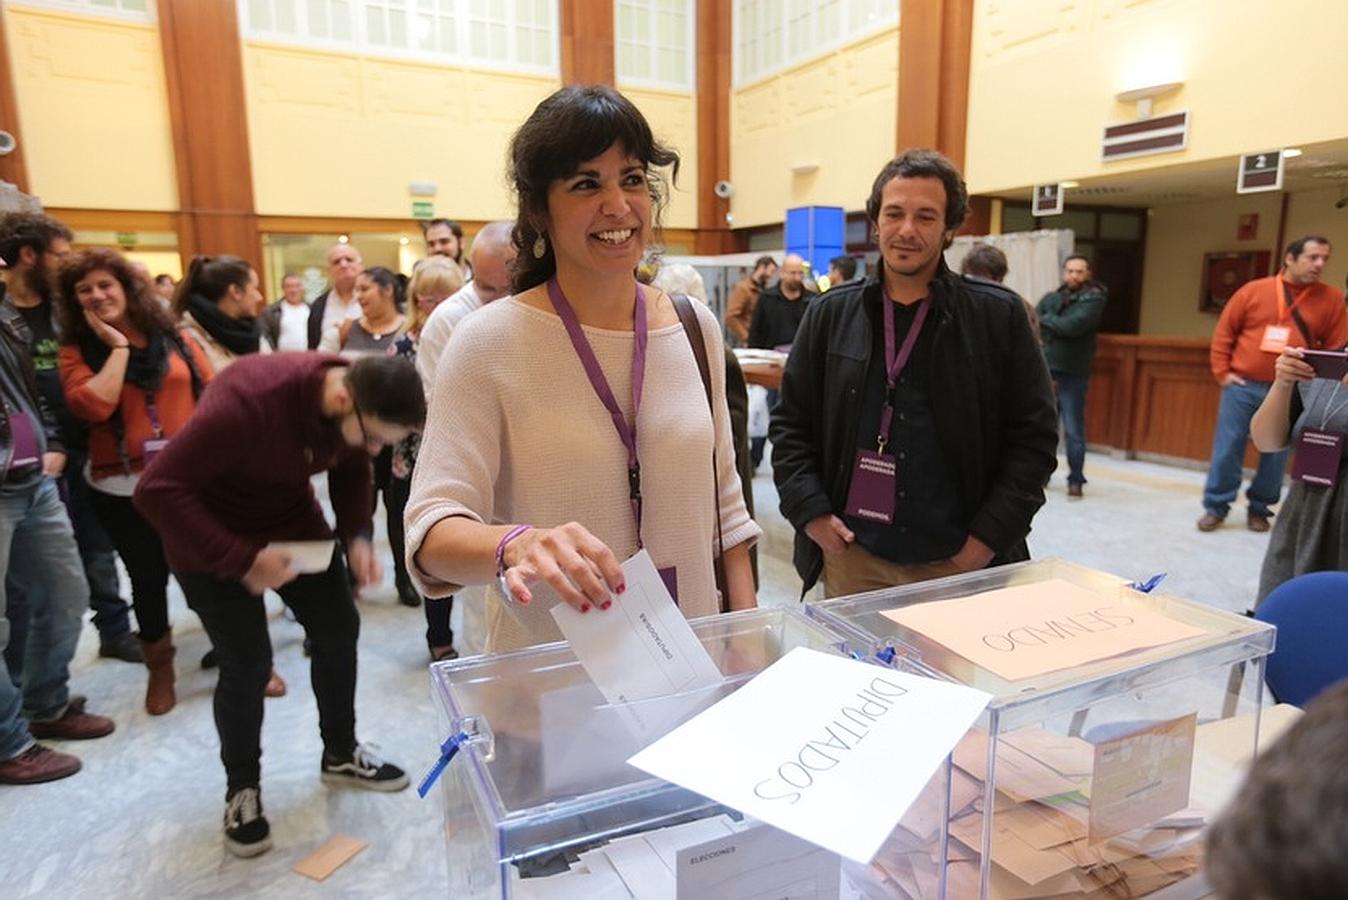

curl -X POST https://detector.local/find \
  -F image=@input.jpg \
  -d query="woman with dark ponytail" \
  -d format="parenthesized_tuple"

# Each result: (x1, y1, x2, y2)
(175, 255, 266, 373)
(339, 267, 407, 353)
(174, 254, 287, 699)
(56, 248, 214, 716)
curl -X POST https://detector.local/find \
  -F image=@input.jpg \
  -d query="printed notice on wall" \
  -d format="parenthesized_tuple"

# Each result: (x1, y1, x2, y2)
(1088, 714, 1197, 843)
(627, 647, 991, 864)
(881, 579, 1207, 681)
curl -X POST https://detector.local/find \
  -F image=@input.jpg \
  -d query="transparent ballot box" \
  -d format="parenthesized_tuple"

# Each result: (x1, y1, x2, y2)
(807, 558, 1276, 900)
(430, 607, 956, 898)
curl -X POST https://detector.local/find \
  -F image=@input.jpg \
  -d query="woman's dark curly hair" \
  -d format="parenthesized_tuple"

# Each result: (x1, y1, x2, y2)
(507, 85, 680, 294)
(56, 248, 175, 347)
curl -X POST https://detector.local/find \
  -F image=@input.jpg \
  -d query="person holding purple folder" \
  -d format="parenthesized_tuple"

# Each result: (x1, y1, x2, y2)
(1251, 344, 1348, 604)
(405, 86, 759, 653)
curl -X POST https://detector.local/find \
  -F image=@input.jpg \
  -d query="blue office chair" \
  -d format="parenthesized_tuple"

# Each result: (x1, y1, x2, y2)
(1255, 571, 1348, 707)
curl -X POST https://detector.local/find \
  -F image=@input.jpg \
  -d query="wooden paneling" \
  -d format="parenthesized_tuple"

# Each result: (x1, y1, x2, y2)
(0, 9, 30, 193)
(1085, 335, 1261, 467)
(157, 0, 260, 264)
(559, 0, 615, 86)
(897, 0, 975, 167)
(45, 208, 179, 232)
(694, 0, 732, 254)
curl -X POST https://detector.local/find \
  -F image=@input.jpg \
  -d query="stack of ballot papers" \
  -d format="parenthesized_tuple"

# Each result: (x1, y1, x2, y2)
(864, 721, 1231, 900)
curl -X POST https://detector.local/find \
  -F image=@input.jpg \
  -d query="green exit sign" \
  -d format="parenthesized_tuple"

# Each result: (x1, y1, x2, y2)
(411, 201, 434, 219)
(115, 232, 137, 247)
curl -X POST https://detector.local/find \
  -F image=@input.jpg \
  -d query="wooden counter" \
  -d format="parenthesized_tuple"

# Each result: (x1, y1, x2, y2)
(1086, 334, 1249, 466)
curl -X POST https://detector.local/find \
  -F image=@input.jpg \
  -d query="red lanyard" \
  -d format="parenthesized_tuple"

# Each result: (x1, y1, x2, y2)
(546, 278, 649, 545)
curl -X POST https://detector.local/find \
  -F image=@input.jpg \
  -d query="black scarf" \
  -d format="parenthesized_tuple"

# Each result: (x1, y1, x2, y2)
(80, 330, 170, 392)
(79, 327, 205, 398)
(187, 292, 260, 356)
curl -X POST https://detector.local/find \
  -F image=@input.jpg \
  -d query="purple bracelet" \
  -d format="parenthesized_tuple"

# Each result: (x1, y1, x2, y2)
(496, 525, 533, 580)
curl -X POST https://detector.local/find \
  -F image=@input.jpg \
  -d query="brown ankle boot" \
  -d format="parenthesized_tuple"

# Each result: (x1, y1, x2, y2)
(140, 633, 177, 716)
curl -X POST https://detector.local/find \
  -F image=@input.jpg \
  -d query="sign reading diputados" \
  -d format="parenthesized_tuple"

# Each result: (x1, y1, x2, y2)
(627, 647, 991, 865)
(882, 579, 1207, 681)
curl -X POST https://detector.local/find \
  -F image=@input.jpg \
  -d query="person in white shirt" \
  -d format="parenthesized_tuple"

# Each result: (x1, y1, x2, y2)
(261, 274, 311, 352)
(415, 221, 516, 397)
(308, 244, 363, 352)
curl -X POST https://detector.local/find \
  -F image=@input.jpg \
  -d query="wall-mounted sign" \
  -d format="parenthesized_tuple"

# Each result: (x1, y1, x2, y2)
(1237, 213, 1259, 241)
(1102, 111, 1189, 161)
(1032, 184, 1064, 217)
(1236, 151, 1284, 194)
(411, 200, 434, 219)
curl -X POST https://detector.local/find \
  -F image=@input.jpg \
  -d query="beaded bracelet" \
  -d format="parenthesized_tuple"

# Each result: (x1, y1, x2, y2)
(495, 525, 533, 602)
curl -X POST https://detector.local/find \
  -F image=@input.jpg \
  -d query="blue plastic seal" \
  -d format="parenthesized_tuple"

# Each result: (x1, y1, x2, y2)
(1129, 573, 1167, 594)
(417, 730, 470, 799)
(875, 646, 897, 665)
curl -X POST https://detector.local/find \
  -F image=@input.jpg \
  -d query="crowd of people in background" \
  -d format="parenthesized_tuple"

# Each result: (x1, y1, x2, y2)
(0, 82, 1346, 874)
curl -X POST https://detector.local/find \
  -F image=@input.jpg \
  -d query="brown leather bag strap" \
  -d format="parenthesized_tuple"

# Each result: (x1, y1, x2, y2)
(671, 294, 729, 612)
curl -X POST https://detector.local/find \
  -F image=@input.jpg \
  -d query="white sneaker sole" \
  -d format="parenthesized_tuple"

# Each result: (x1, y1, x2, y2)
(225, 834, 273, 858)
(321, 771, 410, 792)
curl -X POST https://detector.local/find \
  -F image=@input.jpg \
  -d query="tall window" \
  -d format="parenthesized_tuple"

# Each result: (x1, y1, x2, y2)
(616, 0, 693, 92)
(8, 0, 155, 22)
(239, 0, 557, 74)
(734, 0, 897, 86)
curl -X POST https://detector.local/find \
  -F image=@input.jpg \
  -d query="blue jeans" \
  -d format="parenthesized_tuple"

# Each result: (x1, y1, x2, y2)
(1202, 380, 1289, 518)
(4, 448, 130, 680)
(0, 479, 89, 760)
(1052, 372, 1089, 486)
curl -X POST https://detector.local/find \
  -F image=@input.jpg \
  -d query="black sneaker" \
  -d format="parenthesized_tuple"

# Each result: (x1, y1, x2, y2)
(320, 744, 409, 792)
(223, 786, 272, 858)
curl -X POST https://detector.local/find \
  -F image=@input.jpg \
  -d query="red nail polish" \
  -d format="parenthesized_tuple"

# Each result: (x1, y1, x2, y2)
(581, 603, 591, 613)
(601, 600, 612, 611)
(617, 583, 626, 594)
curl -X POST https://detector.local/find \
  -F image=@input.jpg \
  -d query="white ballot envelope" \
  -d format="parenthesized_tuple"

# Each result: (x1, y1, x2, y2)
(629, 647, 991, 865)
(551, 549, 724, 708)
(676, 822, 841, 899)
(267, 540, 335, 574)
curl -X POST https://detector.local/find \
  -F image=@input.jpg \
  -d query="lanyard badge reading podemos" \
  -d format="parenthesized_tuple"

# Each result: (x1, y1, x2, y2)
(548, 279, 681, 600)
(843, 297, 930, 525)
(1292, 384, 1348, 488)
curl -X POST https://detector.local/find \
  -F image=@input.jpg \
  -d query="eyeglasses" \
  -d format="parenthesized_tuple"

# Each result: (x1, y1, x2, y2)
(351, 396, 379, 453)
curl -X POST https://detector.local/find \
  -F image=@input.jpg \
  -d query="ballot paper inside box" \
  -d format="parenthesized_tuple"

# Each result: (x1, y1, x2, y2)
(807, 557, 1276, 900)
(429, 606, 956, 900)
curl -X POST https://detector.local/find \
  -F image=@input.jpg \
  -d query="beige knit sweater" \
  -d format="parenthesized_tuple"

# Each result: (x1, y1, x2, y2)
(405, 295, 761, 653)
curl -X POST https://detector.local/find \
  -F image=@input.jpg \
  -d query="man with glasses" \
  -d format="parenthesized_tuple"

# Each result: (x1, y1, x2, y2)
(133, 353, 425, 858)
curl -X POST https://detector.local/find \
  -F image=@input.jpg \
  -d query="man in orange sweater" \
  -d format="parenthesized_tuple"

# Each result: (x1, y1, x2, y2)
(1200, 236, 1346, 532)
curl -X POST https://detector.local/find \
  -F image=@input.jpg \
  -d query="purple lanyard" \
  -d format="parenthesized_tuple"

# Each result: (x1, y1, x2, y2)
(546, 278, 649, 545)
(143, 391, 163, 439)
(876, 294, 930, 452)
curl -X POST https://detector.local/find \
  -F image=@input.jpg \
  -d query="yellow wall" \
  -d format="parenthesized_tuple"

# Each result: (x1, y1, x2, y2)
(730, 27, 898, 228)
(965, 0, 1348, 194)
(1138, 186, 1348, 338)
(617, 86, 697, 231)
(242, 42, 558, 220)
(2, 5, 178, 210)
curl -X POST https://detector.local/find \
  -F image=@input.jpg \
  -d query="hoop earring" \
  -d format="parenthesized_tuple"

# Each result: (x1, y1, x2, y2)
(532, 235, 547, 259)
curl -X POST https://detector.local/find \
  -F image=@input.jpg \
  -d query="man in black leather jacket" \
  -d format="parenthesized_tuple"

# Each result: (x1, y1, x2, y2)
(770, 150, 1058, 597)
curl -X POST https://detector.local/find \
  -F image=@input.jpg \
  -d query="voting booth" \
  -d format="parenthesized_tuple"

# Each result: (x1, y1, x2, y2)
(809, 558, 1277, 899)
(430, 607, 958, 899)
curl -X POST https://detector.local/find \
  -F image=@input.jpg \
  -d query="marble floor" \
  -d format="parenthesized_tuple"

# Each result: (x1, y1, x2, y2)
(3, 451, 1274, 898)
